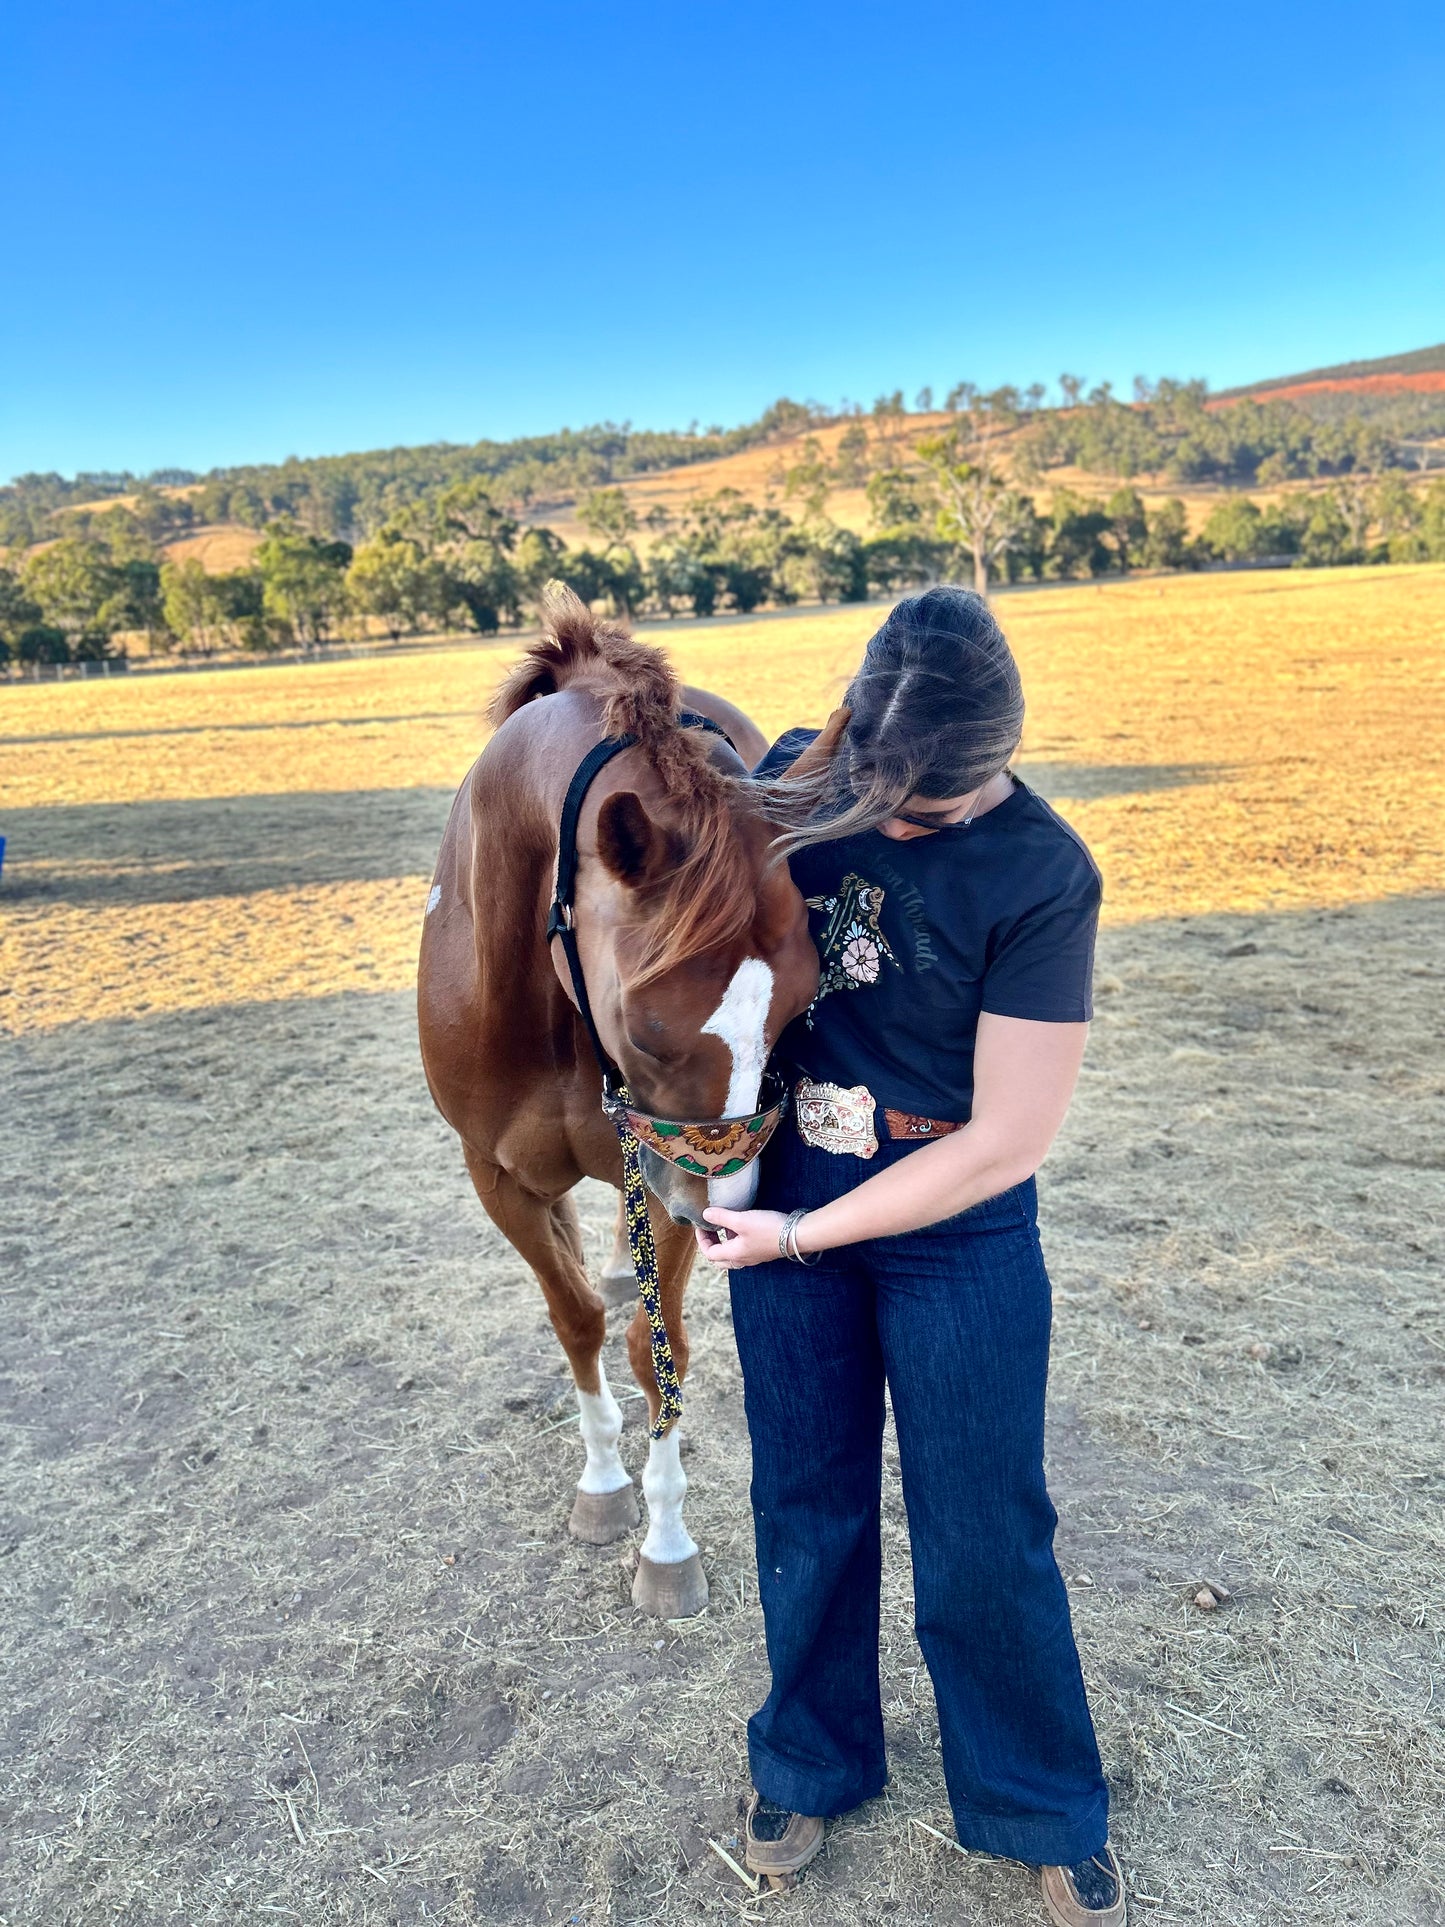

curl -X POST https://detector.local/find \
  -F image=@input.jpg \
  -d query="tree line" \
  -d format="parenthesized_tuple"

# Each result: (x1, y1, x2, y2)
(1016, 378, 1402, 484)
(0, 403, 822, 553)
(5, 368, 1442, 559)
(4, 460, 1443, 665)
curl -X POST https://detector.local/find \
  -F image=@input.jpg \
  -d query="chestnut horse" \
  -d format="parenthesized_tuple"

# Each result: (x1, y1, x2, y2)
(418, 588, 817, 1617)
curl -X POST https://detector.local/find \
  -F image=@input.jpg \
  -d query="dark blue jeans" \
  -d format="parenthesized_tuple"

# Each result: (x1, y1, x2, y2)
(728, 1123, 1109, 1866)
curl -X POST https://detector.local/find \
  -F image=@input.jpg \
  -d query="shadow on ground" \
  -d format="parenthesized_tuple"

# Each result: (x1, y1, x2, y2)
(0, 764, 1229, 909)
(0, 789, 458, 904)
(0, 710, 479, 750)
(1015, 760, 1229, 801)
(2, 894, 1442, 1923)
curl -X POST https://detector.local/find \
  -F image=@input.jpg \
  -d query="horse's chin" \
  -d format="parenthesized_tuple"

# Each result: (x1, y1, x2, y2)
(638, 1147, 708, 1227)
(707, 1166, 760, 1212)
(637, 1148, 761, 1225)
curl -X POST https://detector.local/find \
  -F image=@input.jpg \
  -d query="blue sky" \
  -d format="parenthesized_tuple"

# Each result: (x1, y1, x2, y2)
(4, 0, 1442, 480)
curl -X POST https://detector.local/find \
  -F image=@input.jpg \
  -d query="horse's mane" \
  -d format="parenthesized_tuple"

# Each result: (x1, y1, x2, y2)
(491, 582, 758, 985)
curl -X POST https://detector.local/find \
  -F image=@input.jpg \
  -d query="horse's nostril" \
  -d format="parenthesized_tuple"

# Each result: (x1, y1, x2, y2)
(669, 1210, 691, 1227)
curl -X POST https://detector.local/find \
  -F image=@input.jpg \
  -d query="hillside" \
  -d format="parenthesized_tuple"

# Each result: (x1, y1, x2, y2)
(5, 347, 1444, 667)
(532, 411, 955, 546)
(527, 413, 1270, 551)
(1215, 341, 1445, 401)
(1210, 344, 1445, 444)
(159, 524, 264, 572)
(9, 344, 1445, 568)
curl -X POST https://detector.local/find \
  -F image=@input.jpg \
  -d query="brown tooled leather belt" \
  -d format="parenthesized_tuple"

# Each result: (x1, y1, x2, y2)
(882, 1109, 962, 1141)
(794, 1075, 963, 1159)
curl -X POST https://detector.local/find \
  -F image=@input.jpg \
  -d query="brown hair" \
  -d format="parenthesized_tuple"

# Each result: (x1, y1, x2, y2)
(766, 585, 1025, 855)
(492, 583, 760, 985)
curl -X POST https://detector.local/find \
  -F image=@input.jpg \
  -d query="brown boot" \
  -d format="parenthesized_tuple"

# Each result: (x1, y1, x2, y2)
(1040, 1845, 1127, 1926)
(742, 1792, 824, 1888)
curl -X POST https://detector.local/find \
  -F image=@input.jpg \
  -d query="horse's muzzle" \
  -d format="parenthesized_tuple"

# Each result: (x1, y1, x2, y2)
(638, 1144, 710, 1226)
(704, 1161, 762, 1212)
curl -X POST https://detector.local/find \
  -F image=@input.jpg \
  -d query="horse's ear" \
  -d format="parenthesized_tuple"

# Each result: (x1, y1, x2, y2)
(779, 705, 851, 782)
(596, 791, 675, 890)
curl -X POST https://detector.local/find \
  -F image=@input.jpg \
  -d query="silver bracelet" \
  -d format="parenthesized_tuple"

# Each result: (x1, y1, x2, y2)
(779, 1208, 821, 1265)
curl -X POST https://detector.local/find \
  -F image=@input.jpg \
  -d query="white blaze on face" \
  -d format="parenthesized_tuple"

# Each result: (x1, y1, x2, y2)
(700, 956, 774, 1210)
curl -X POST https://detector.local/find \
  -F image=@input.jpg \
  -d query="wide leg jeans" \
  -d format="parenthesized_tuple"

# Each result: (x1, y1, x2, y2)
(728, 1125, 1110, 1867)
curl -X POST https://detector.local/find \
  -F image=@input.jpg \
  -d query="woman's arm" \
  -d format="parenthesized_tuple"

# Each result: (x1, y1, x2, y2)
(697, 1013, 1089, 1268)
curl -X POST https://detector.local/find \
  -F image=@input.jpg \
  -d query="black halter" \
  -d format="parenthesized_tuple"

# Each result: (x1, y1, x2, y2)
(545, 711, 734, 1085)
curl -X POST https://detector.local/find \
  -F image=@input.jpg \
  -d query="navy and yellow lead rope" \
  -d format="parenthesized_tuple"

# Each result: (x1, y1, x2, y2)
(613, 1089, 683, 1440)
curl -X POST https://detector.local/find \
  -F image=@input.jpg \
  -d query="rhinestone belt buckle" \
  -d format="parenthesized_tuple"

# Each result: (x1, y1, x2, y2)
(795, 1076, 879, 1158)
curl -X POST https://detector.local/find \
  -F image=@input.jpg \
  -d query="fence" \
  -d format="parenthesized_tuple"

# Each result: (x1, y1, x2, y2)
(1, 657, 132, 684)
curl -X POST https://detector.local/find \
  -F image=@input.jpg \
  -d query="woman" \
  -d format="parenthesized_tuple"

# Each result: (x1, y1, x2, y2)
(698, 587, 1125, 1926)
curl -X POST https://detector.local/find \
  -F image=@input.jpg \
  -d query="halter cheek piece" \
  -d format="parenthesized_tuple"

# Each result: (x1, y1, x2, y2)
(546, 713, 789, 1437)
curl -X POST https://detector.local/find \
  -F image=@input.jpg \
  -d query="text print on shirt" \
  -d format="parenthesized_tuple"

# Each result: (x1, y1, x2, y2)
(868, 853, 938, 971)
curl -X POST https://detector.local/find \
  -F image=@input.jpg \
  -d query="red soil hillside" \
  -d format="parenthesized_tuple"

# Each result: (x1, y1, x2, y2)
(1215, 371, 1445, 410)
(1214, 342, 1445, 406)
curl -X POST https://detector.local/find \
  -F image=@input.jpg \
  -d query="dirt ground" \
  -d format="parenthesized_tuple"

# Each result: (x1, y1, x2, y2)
(3, 570, 1444, 1925)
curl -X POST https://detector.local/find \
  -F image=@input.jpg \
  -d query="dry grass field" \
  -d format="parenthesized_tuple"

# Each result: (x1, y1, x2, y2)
(159, 525, 265, 574)
(3, 566, 1444, 1926)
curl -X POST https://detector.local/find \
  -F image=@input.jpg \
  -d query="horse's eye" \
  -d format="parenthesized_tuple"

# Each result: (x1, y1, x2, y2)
(625, 1020, 670, 1061)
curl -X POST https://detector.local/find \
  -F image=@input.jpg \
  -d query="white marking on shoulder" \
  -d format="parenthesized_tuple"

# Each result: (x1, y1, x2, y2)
(701, 957, 774, 1210)
(425, 883, 442, 916)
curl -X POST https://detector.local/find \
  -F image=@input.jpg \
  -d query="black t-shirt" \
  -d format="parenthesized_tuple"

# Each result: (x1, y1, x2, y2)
(755, 728, 1103, 1121)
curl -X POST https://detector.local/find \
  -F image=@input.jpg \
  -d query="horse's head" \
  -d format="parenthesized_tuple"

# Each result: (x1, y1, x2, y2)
(568, 766, 818, 1227)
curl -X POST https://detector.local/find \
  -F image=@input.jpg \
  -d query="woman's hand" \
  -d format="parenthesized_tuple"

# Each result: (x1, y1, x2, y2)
(695, 1207, 788, 1269)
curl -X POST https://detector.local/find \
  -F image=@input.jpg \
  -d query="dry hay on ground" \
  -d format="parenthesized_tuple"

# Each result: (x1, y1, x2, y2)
(2, 566, 1444, 1925)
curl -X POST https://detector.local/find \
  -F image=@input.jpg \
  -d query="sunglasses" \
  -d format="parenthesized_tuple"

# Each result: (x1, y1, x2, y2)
(892, 806, 971, 830)
(602, 1069, 789, 1177)
(889, 773, 1009, 831)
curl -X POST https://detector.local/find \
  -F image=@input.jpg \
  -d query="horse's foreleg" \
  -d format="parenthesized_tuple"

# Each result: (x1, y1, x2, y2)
(626, 1210, 709, 1618)
(465, 1152, 640, 1546)
(598, 1193, 636, 1307)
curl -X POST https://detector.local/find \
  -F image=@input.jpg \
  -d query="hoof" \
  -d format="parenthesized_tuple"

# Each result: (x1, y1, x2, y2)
(632, 1550, 709, 1618)
(568, 1483, 640, 1545)
(599, 1263, 637, 1309)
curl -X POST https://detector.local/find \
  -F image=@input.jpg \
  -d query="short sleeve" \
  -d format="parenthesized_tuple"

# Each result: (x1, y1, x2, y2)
(751, 727, 820, 781)
(980, 863, 1101, 1022)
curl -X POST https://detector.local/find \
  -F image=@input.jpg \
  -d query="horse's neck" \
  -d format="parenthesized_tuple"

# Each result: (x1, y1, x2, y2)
(466, 706, 616, 1014)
